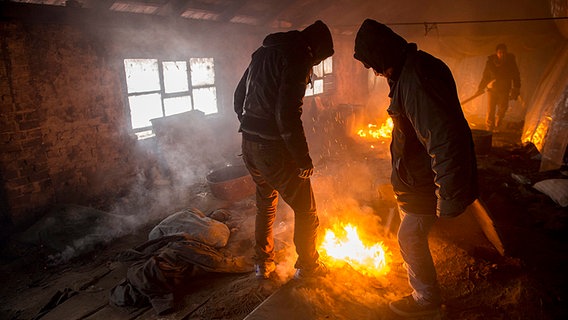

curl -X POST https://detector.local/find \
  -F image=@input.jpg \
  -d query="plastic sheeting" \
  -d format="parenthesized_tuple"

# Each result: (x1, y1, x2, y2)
(360, 10, 568, 171)
(522, 42, 568, 171)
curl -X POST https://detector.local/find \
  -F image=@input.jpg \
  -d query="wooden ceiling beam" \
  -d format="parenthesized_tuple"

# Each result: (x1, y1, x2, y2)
(291, 1, 335, 29)
(257, 0, 299, 27)
(217, 0, 248, 22)
(85, 0, 116, 10)
(156, 0, 191, 16)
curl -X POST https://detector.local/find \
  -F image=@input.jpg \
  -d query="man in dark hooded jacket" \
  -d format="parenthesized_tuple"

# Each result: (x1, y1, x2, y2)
(234, 20, 334, 280)
(476, 43, 521, 132)
(354, 19, 478, 317)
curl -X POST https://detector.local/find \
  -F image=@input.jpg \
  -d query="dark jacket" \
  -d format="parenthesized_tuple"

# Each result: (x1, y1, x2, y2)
(478, 53, 521, 94)
(354, 19, 478, 217)
(234, 21, 333, 168)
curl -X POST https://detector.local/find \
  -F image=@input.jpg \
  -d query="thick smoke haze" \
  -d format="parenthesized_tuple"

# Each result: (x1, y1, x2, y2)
(15, 0, 567, 264)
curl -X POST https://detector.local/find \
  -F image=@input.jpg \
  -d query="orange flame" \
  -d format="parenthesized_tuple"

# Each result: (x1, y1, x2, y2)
(357, 118, 393, 140)
(319, 223, 390, 278)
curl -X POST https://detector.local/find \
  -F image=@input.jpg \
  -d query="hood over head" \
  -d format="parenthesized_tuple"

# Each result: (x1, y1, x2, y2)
(354, 19, 408, 75)
(496, 43, 507, 52)
(301, 20, 334, 65)
(262, 30, 300, 47)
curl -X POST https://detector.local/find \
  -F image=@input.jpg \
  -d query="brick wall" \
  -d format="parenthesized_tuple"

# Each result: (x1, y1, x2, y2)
(0, 3, 367, 235)
(0, 21, 139, 229)
(0, 4, 265, 233)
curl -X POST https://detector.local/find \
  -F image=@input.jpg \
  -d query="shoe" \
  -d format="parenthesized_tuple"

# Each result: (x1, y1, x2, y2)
(254, 261, 276, 279)
(293, 261, 329, 280)
(388, 295, 441, 317)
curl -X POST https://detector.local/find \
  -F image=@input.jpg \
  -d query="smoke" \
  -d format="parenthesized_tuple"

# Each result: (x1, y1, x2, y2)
(27, 110, 242, 264)
(13, 204, 138, 265)
(18, 20, 262, 264)
(243, 95, 399, 281)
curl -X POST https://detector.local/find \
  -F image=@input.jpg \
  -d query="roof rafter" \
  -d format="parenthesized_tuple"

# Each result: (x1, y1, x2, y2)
(217, 0, 248, 22)
(257, 0, 300, 27)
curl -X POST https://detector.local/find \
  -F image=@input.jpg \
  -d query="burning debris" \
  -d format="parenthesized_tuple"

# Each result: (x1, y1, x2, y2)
(356, 118, 393, 141)
(319, 223, 390, 278)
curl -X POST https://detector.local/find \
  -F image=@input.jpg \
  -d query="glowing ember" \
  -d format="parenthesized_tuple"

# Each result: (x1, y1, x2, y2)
(320, 223, 390, 278)
(357, 118, 393, 140)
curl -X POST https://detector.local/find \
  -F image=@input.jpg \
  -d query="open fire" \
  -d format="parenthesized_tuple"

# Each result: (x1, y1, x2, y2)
(356, 118, 393, 141)
(319, 223, 390, 278)
(355, 118, 393, 150)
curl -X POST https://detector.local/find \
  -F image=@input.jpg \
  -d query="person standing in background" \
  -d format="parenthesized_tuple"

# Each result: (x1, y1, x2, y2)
(476, 43, 521, 132)
(354, 19, 478, 318)
(234, 20, 334, 280)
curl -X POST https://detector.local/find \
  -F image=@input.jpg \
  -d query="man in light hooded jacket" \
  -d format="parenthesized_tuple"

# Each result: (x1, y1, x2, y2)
(234, 20, 333, 280)
(354, 19, 478, 317)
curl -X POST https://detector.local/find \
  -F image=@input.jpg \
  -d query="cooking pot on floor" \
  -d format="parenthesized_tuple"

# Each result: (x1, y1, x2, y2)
(206, 165, 255, 201)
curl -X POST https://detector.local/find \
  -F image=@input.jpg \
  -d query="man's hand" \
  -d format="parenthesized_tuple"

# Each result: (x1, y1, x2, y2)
(298, 166, 314, 179)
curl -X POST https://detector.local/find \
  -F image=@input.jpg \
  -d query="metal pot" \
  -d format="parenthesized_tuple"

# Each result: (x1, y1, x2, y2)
(206, 165, 255, 201)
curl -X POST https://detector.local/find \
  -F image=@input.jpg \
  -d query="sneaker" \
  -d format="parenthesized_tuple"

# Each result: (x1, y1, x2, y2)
(388, 295, 441, 317)
(254, 261, 276, 279)
(293, 261, 329, 280)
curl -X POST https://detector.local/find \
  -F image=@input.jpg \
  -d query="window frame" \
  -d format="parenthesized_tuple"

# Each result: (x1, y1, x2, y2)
(305, 56, 334, 97)
(123, 57, 218, 139)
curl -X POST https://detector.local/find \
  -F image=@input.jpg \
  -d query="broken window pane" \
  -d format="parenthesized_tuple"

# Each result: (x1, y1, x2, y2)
(305, 85, 314, 96)
(313, 62, 324, 78)
(305, 57, 332, 97)
(324, 56, 333, 74)
(123, 57, 219, 139)
(124, 59, 160, 93)
(313, 79, 324, 95)
(163, 61, 189, 93)
(190, 58, 215, 86)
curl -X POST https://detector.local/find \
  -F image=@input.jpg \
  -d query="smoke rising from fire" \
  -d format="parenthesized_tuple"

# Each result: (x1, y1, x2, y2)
(34, 14, 560, 264)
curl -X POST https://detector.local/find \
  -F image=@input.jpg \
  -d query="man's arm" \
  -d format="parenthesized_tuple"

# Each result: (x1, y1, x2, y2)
(407, 62, 478, 217)
(477, 58, 493, 93)
(274, 56, 314, 171)
(234, 68, 248, 122)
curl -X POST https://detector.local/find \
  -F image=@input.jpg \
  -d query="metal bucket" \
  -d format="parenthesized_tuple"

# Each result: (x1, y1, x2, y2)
(206, 165, 255, 201)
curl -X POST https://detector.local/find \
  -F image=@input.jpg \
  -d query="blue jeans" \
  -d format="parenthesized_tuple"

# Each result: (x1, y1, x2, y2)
(241, 138, 320, 270)
(397, 207, 441, 305)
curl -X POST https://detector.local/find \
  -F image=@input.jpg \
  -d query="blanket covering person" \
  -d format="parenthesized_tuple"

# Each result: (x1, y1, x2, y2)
(109, 210, 252, 315)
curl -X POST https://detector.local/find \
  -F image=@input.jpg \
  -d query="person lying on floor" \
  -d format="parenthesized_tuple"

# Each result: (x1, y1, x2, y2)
(109, 208, 253, 315)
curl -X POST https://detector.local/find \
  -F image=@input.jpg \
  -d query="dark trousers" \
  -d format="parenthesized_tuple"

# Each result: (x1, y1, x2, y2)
(241, 138, 320, 270)
(486, 90, 509, 131)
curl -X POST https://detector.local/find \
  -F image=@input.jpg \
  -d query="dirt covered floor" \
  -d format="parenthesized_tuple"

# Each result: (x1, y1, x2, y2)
(1, 126, 567, 320)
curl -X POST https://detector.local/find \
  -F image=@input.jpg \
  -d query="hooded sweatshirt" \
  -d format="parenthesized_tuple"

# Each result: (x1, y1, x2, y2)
(234, 21, 333, 168)
(354, 19, 478, 217)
